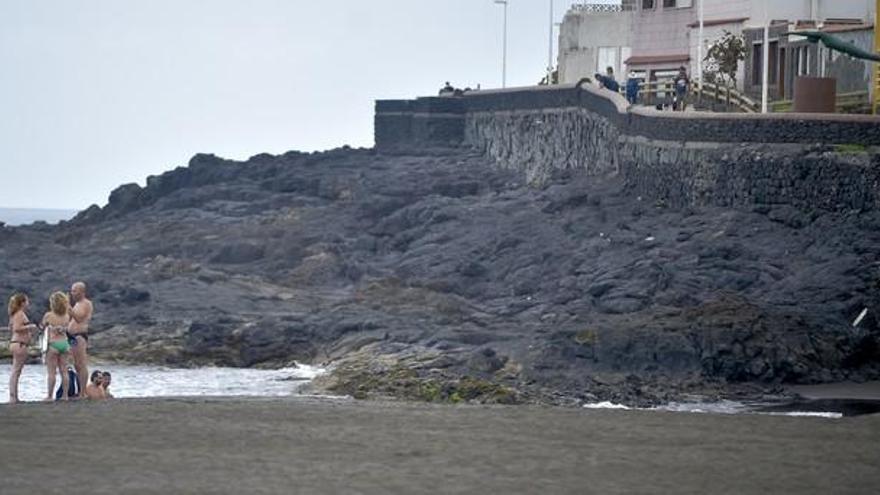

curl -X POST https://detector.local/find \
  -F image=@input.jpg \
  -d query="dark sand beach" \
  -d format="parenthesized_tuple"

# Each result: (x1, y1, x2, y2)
(1, 397, 878, 495)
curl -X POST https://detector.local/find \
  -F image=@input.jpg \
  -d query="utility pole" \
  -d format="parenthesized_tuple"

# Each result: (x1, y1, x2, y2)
(547, 0, 554, 84)
(697, 0, 704, 89)
(495, 0, 509, 88)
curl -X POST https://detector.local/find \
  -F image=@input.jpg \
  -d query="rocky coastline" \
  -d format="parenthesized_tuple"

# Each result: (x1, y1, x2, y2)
(2, 145, 879, 407)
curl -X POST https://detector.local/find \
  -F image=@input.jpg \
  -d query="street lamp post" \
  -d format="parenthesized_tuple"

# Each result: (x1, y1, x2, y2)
(495, 0, 508, 88)
(696, 0, 704, 85)
(547, 0, 554, 84)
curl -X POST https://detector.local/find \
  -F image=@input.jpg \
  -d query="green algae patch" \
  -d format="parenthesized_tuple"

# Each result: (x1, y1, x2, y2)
(833, 144, 868, 154)
(574, 329, 598, 346)
(319, 358, 520, 405)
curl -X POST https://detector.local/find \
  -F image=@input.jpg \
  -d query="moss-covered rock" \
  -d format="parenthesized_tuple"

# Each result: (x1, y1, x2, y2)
(312, 344, 522, 405)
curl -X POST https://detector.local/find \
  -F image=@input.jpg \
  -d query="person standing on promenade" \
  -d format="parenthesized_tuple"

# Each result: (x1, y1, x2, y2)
(41, 291, 72, 401)
(626, 71, 640, 105)
(67, 282, 93, 397)
(8, 293, 38, 404)
(673, 66, 690, 111)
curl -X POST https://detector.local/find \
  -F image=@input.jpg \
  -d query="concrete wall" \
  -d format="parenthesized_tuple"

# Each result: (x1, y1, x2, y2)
(375, 85, 880, 212)
(760, 0, 875, 23)
(558, 8, 633, 84)
(630, 2, 695, 61)
(701, 0, 751, 22)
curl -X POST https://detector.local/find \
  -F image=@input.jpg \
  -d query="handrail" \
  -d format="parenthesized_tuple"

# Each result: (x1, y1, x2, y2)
(622, 80, 759, 113)
(617, 79, 868, 114)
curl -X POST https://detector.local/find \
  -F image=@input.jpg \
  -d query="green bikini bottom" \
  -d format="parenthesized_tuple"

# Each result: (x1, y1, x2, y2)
(49, 340, 71, 354)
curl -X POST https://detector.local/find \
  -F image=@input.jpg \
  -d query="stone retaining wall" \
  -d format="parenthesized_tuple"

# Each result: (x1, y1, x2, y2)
(375, 84, 880, 211)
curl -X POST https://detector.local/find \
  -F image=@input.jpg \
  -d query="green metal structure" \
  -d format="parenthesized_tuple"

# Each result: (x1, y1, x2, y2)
(785, 31, 880, 63)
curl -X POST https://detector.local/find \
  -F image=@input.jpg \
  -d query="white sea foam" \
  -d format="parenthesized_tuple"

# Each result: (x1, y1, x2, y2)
(0, 363, 325, 403)
(583, 399, 846, 419)
(653, 400, 750, 415)
(582, 401, 631, 410)
(764, 411, 844, 419)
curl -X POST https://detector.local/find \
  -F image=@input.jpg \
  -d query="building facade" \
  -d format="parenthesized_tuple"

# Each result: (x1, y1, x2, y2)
(743, 21, 875, 102)
(559, 0, 876, 96)
(626, 0, 696, 82)
(557, 2, 634, 84)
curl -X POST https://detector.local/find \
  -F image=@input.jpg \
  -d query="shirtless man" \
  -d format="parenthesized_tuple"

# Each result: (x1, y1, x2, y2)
(83, 370, 106, 400)
(68, 281, 94, 397)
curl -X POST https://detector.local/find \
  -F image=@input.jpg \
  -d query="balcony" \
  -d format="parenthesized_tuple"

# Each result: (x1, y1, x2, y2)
(570, 2, 635, 14)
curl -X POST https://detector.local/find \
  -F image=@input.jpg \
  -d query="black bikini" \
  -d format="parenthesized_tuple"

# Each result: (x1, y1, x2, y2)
(9, 315, 31, 348)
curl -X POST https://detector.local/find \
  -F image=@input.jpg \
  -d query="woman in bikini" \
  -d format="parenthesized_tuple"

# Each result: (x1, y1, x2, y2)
(41, 292, 72, 401)
(8, 293, 38, 404)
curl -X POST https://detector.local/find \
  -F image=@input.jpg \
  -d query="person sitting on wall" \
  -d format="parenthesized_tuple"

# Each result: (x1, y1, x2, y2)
(625, 72, 641, 105)
(439, 81, 455, 96)
(594, 67, 620, 94)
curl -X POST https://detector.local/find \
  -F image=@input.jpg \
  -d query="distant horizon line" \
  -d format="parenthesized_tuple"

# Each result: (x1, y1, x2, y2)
(0, 206, 81, 212)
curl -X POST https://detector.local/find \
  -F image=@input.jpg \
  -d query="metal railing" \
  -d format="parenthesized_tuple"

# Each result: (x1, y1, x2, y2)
(769, 91, 871, 114)
(621, 81, 868, 114)
(627, 80, 759, 113)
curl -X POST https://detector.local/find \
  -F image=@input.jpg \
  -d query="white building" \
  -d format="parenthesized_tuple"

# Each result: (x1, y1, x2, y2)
(557, 2, 634, 84)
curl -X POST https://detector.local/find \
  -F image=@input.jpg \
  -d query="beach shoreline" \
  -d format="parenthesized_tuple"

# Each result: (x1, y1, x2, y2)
(0, 396, 877, 494)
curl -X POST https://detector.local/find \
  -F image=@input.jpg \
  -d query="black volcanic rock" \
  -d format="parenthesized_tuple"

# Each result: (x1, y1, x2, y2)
(2, 147, 879, 405)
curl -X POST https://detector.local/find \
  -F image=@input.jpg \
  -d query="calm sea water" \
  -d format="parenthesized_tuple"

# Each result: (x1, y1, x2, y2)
(0, 207, 78, 226)
(0, 363, 325, 403)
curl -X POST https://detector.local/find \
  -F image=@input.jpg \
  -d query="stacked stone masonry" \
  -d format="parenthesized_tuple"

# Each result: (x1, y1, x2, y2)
(375, 84, 880, 211)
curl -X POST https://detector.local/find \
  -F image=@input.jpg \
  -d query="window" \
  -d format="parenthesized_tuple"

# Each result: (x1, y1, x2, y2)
(663, 0, 675, 6)
(797, 47, 810, 76)
(752, 43, 763, 86)
(663, 0, 692, 7)
(642, 0, 655, 9)
(597, 47, 619, 78)
(768, 41, 778, 84)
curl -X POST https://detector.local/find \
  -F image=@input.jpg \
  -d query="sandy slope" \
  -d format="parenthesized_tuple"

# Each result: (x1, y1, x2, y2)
(0, 397, 878, 495)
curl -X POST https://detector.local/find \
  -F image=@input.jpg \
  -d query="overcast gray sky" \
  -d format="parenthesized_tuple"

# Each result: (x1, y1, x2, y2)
(1, 0, 606, 210)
